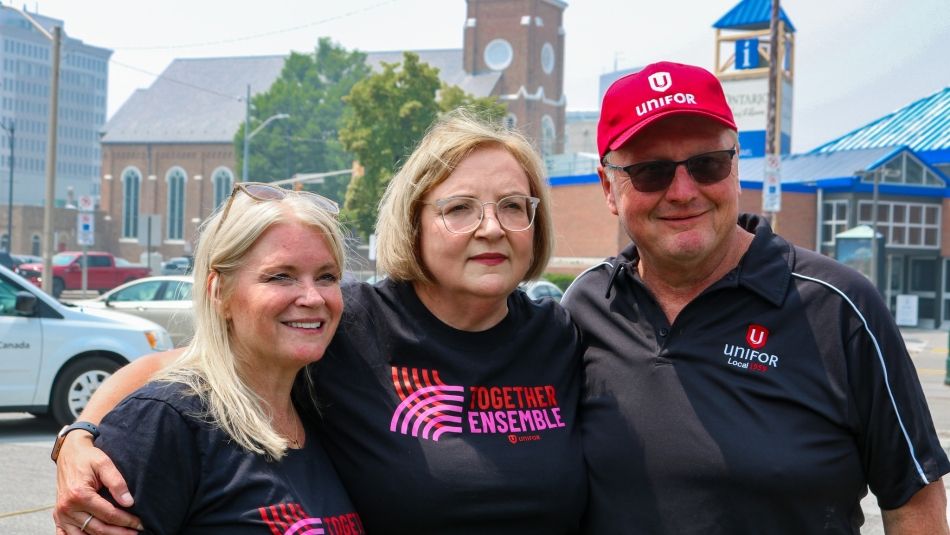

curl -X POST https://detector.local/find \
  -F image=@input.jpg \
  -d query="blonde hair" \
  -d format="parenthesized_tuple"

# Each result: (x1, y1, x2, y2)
(157, 190, 345, 460)
(376, 110, 554, 283)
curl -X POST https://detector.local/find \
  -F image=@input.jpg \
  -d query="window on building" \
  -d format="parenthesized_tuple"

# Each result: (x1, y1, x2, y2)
(31, 234, 40, 256)
(541, 115, 556, 158)
(212, 167, 234, 208)
(121, 167, 141, 239)
(857, 200, 940, 248)
(166, 167, 186, 241)
(821, 199, 849, 245)
(859, 154, 945, 187)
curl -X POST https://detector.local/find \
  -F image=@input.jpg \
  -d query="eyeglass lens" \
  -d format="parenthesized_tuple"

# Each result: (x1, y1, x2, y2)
(439, 196, 537, 233)
(622, 148, 735, 193)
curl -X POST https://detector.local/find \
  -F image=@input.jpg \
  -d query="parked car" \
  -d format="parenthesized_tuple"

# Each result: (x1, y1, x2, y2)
(17, 251, 151, 298)
(160, 256, 193, 275)
(11, 254, 42, 272)
(0, 265, 172, 427)
(521, 280, 564, 302)
(0, 251, 12, 270)
(71, 275, 194, 347)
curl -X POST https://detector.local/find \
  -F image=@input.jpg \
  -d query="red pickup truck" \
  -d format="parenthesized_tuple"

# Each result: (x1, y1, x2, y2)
(17, 251, 151, 298)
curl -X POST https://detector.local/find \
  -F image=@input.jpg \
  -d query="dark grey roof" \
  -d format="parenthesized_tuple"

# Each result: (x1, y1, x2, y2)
(365, 48, 500, 98)
(101, 55, 286, 144)
(102, 49, 499, 145)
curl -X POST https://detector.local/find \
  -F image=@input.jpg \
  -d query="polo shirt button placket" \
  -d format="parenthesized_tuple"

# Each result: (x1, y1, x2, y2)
(658, 327, 669, 338)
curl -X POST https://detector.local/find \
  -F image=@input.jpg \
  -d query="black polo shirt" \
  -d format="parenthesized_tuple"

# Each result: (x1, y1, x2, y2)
(563, 214, 949, 535)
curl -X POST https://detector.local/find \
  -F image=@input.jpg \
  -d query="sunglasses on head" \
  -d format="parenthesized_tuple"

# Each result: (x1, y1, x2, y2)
(212, 182, 339, 240)
(603, 146, 737, 193)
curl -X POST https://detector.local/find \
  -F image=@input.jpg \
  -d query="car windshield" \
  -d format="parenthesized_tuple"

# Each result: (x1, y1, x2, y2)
(52, 254, 78, 266)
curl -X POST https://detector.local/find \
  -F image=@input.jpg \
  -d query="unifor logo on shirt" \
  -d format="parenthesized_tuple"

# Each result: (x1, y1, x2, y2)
(258, 503, 364, 535)
(389, 367, 566, 443)
(722, 323, 781, 373)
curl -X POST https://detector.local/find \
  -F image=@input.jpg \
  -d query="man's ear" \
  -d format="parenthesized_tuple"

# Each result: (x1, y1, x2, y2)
(598, 166, 620, 216)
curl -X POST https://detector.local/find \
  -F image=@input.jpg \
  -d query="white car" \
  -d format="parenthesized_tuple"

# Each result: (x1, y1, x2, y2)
(72, 275, 194, 348)
(0, 265, 173, 427)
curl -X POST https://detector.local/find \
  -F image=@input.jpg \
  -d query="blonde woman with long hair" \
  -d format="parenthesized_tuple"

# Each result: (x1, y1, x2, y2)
(55, 111, 586, 534)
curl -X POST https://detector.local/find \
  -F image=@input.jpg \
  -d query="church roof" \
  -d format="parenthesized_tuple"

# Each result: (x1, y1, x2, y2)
(102, 49, 498, 144)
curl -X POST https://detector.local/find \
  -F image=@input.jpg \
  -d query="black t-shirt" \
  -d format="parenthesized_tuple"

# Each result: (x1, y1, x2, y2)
(313, 279, 587, 534)
(563, 214, 950, 535)
(97, 381, 364, 535)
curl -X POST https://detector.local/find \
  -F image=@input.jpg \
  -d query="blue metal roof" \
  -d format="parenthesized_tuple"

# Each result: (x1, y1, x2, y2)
(809, 87, 950, 163)
(738, 146, 950, 197)
(739, 147, 902, 184)
(713, 0, 796, 32)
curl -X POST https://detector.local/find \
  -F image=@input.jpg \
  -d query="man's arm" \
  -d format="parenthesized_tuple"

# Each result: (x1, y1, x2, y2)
(881, 480, 949, 535)
(53, 349, 181, 534)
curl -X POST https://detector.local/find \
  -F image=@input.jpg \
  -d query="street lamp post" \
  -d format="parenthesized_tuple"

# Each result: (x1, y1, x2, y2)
(0, 120, 12, 252)
(240, 85, 289, 182)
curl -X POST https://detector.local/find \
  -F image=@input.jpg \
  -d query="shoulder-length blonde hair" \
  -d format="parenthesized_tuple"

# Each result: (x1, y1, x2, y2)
(158, 189, 345, 460)
(376, 110, 554, 283)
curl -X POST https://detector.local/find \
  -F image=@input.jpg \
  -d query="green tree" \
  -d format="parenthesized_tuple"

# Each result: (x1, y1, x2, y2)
(235, 38, 369, 204)
(339, 52, 506, 238)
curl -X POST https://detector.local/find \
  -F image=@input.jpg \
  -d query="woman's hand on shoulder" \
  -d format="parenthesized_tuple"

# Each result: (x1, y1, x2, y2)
(53, 432, 143, 534)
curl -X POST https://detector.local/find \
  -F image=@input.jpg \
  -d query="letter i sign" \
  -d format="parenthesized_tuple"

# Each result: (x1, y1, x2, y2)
(746, 324, 768, 349)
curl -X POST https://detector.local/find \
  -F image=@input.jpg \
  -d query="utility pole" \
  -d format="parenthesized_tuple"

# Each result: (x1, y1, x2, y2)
(42, 26, 62, 295)
(242, 85, 250, 182)
(763, 0, 782, 231)
(0, 120, 13, 252)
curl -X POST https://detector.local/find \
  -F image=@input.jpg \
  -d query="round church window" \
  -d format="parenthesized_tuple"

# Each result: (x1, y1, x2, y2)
(541, 42, 555, 74)
(484, 39, 514, 71)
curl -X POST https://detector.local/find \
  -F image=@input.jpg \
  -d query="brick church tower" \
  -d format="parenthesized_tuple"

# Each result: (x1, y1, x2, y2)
(463, 0, 567, 156)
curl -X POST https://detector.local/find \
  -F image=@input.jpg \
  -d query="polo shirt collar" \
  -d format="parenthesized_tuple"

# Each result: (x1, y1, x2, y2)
(610, 213, 793, 307)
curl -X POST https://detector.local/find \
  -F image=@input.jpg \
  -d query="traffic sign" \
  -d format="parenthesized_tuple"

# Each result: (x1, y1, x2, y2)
(78, 195, 94, 212)
(762, 154, 782, 212)
(77, 213, 95, 246)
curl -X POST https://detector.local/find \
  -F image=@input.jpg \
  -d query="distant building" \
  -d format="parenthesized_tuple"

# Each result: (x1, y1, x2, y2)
(0, 5, 111, 252)
(99, 0, 569, 262)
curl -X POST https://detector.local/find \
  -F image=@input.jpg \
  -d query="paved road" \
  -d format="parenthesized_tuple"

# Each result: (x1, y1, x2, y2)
(2, 329, 949, 533)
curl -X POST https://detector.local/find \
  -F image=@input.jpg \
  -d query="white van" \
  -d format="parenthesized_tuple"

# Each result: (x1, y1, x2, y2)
(0, 265, 172, 427)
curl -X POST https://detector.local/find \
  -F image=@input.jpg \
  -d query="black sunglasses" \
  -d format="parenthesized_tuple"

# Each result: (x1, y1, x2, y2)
(603, 146, 737, 193)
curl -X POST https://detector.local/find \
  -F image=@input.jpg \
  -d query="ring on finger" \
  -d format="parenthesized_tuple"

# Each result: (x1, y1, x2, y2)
(80, 513, 94, 533)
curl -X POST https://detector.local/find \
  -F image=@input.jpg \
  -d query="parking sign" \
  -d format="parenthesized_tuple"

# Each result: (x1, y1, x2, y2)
(77, 212, 95, 246)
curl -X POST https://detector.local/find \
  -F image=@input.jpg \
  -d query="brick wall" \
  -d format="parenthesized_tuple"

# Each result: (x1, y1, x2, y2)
(738, 188, 817, 250)
(101, 142, 236, 262)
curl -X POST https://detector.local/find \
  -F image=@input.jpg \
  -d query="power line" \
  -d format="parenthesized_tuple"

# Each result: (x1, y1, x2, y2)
(108, 0, 400, 51)
(102, 0, 402, 105)
(108, 58, 243, 102)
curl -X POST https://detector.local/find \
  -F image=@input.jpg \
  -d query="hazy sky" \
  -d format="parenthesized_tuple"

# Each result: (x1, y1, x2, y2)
(28, 0, 950, 153)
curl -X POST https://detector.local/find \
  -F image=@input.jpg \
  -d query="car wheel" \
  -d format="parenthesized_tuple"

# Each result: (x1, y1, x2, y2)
(52, 277, 65, 299)
(50, 356, 121, 428)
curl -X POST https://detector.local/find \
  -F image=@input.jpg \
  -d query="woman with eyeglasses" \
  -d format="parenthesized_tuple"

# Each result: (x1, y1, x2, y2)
(54, 186, 362, 534)
(54, 111, 586, 534)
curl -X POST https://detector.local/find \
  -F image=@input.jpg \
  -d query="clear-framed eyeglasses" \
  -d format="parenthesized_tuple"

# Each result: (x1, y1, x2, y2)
(213, 182, 339, 239)
(430, 195, 541, 234)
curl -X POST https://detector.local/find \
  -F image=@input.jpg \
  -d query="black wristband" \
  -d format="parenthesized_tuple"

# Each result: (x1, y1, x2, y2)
(50, 421, 100, 463)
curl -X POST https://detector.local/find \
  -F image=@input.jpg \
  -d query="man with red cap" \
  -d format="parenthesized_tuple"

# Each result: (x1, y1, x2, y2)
(562, 61, 949, 534)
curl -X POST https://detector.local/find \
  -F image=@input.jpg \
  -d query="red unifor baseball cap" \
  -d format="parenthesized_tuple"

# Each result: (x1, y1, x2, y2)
(597, 61, 737, 159)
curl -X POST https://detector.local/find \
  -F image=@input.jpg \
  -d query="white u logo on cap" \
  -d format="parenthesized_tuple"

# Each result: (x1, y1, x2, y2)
(648, 72, 672, 92)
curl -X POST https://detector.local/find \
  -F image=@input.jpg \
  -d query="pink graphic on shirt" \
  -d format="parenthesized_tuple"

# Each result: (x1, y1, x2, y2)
(259, 503, 365, 535)
(390, 367, 465, 441)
